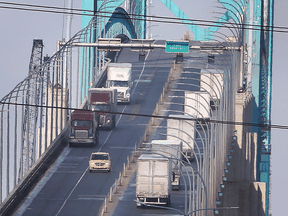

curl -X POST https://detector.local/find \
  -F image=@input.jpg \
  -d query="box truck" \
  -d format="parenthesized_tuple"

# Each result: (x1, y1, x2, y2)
(136, 154, 172, 207)
(106, 63, 132, 103)
(184, 91, 211, 119)
(200, 69, 224, 104)
(167, 115, 196, 161)
(150, 140, 182, 190)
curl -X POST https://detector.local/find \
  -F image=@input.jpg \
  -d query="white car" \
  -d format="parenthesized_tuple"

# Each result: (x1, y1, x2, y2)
(89, 152, 111, 172)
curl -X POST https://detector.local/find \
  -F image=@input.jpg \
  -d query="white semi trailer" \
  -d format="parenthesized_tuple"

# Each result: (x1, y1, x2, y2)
(150, 140, 182, 190)
(167, 115, 196, 161)
(200, 69, 224, 103)
(136, 154, 172, 207)
(184, 91, 211, 119)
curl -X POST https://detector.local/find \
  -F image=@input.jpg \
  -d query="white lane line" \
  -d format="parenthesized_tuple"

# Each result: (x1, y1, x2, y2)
(55, 166, 89, 216)
(56, 124, 112, 216)
(14, 147, 71, 216)
(109, 146, 134, 149)
(131, 50, 150, 95)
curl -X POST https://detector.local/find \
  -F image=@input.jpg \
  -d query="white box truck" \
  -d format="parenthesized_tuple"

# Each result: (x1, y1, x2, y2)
(200, 69, 224, 103)
(150, 140, 182, 190)
(184, 91, 210, 119)
(136, 154, 172, 207)
(106, 63, 132, 103)
(167, 115, 195, 161)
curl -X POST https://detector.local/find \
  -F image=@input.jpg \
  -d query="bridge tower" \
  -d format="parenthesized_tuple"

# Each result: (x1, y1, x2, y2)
(22, 39, 44, 175)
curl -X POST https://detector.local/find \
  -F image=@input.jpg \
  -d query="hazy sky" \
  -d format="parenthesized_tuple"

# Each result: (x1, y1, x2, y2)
(0, 0, 286, 215)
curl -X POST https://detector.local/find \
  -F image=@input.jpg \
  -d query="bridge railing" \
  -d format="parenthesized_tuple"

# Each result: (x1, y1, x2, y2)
(0, 16, 112, 207)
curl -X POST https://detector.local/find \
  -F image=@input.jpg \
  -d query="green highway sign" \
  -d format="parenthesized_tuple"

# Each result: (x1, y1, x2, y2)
(165, 40, 190, 53)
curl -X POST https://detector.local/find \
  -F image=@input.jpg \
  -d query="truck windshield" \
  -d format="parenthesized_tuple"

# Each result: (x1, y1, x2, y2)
(91, 104, 110, 111)
(72, 120, 92, 127)
(91, 154, 109, 160)
(111, 81, 128, 87)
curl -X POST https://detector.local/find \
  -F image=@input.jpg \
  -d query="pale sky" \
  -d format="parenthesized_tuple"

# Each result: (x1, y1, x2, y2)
(0, 0, 286, 215)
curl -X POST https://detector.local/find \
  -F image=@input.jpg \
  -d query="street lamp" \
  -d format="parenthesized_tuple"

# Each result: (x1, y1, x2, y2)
(179, 57, 234, 212)
(162, 101, 210, 214)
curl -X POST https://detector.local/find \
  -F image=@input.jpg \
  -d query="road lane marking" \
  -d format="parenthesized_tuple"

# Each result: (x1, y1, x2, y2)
(134, 79, 151, 83)
(14, 147, 71, 216)
(77, 195, 106, 201)
(109, 146, 135, 149)
(55, 166, 89, 216)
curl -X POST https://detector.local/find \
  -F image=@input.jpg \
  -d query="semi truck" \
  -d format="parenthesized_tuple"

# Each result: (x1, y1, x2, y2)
(106, 63, 132, 103)
(136, 154, 172, 207)
(167, 114, 196, 161)
(88, 88, 117, 130)
(150, 140, 183, 190)
(184, 91, 211, 119)
(69, 110, 99, 147)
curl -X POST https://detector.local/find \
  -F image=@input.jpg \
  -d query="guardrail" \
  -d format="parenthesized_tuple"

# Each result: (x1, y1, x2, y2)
(0, 127, 68, 215)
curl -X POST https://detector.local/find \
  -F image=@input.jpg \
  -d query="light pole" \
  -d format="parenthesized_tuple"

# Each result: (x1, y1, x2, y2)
(163, 100, 210, 215)
(179, 54, 236, 213)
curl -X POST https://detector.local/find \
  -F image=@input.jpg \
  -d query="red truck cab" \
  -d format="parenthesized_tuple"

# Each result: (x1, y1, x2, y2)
(69, 110, 99, 147)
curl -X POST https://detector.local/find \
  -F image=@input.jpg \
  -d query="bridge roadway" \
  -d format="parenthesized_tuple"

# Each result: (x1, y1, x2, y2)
(14, 41, 175, 216)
